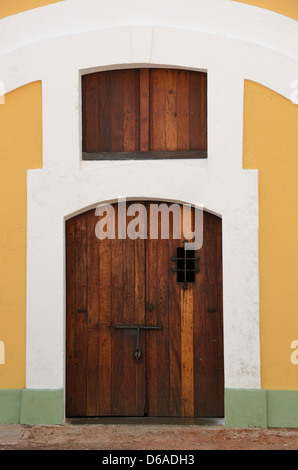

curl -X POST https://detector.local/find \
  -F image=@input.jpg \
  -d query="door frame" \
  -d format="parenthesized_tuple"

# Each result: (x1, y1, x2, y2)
(26, 185, 260, 421)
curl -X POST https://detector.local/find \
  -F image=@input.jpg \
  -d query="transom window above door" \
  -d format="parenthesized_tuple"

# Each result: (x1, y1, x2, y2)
(82, 68, 207, 160)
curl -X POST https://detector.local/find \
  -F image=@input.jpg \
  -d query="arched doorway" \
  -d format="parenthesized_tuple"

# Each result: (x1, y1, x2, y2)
(66, 201, 224, 418)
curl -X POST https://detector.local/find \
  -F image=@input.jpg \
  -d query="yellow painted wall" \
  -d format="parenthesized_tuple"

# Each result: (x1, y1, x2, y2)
(0, 0, 64, 19)
(229, 4, 298, 391)
(233, 0, 298, 21)
(243, 81, 298, 390)
(0, 0, 297, 392)
(0, 83, 42, 388)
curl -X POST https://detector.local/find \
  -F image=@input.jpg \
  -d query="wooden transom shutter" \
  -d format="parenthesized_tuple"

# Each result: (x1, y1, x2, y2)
(82, 68, 207, 160)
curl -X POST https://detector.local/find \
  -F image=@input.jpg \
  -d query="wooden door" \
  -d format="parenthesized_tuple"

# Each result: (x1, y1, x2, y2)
(66, 202, 224, 418)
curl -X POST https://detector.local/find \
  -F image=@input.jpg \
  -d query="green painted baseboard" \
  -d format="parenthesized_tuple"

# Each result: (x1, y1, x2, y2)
(266, 390, 298, 428)
(225, 388, 267, 428)
(1, 388, 298, 427)
(0, 389, 23, 424)
(225, 388, 298, 428)
(20, 389, 63, 425)
(0, 389, 63, 425)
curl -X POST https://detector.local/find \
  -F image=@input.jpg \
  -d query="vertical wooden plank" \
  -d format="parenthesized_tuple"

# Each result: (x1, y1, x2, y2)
(204, 214, 220, 416)
(82, 75, 87, 152)
(146, 252, 158, 415)
(216, 217, 224, 417)
(110, 203, 124, 415)
(199, 72, 207, 151)
(193, 211, 224, 417)
(189, 71, 200, 151)
(180, 205, 194, 417)
(134, 211, 146, 415)
(98, 71, 111, 152)
(135, 70, 140, 152)
(110, 70, 123, 151)
(123, 70, 139, 152)
(144, 202, 151, 417)
(165, 69, 178, 151)
(181, 287, 194, 417)
(98, 207, 112, 416)
(122, 202, 137, 415)
(150, 69, 166, 151)
(82, 74, 99, 152)
(177, 70, 190, 151)
(74, 213, 87, 416)
(155, 235, 170, 416)
(146, 202, 171, 417)
(168, 206, 182, 416)
(86, 210, 99, 416)
(189, 72, 207, 151)
(66, 218, 76, 416)
(193, 211, 207, 417)
(140, 69, 150, 151)
(146, 205, 158, 415)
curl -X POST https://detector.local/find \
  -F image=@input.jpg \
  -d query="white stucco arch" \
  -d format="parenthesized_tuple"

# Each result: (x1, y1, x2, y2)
(1, 0, 297, 415)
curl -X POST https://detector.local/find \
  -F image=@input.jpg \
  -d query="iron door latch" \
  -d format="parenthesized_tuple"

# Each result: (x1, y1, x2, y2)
(114, 324, 162, 360)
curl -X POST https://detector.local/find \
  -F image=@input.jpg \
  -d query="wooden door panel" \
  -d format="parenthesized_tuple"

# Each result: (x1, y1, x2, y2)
(66, 203, 224, 418)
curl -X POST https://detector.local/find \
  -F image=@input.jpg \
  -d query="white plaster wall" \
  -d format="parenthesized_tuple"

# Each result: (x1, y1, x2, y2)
(0, 0, 297, 397)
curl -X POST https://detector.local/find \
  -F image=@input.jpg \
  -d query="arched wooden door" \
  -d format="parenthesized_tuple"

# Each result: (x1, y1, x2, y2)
(66, 202, 224, 418)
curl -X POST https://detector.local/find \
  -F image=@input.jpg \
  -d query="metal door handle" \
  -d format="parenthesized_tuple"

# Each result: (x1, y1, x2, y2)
(114, 324, 162, 360)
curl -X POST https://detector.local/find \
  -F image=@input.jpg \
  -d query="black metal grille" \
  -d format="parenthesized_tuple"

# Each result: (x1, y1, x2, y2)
(171, 244, 200, 289)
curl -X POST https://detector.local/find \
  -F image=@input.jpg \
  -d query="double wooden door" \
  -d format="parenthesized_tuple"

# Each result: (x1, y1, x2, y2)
(66, 202, 224, 417)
